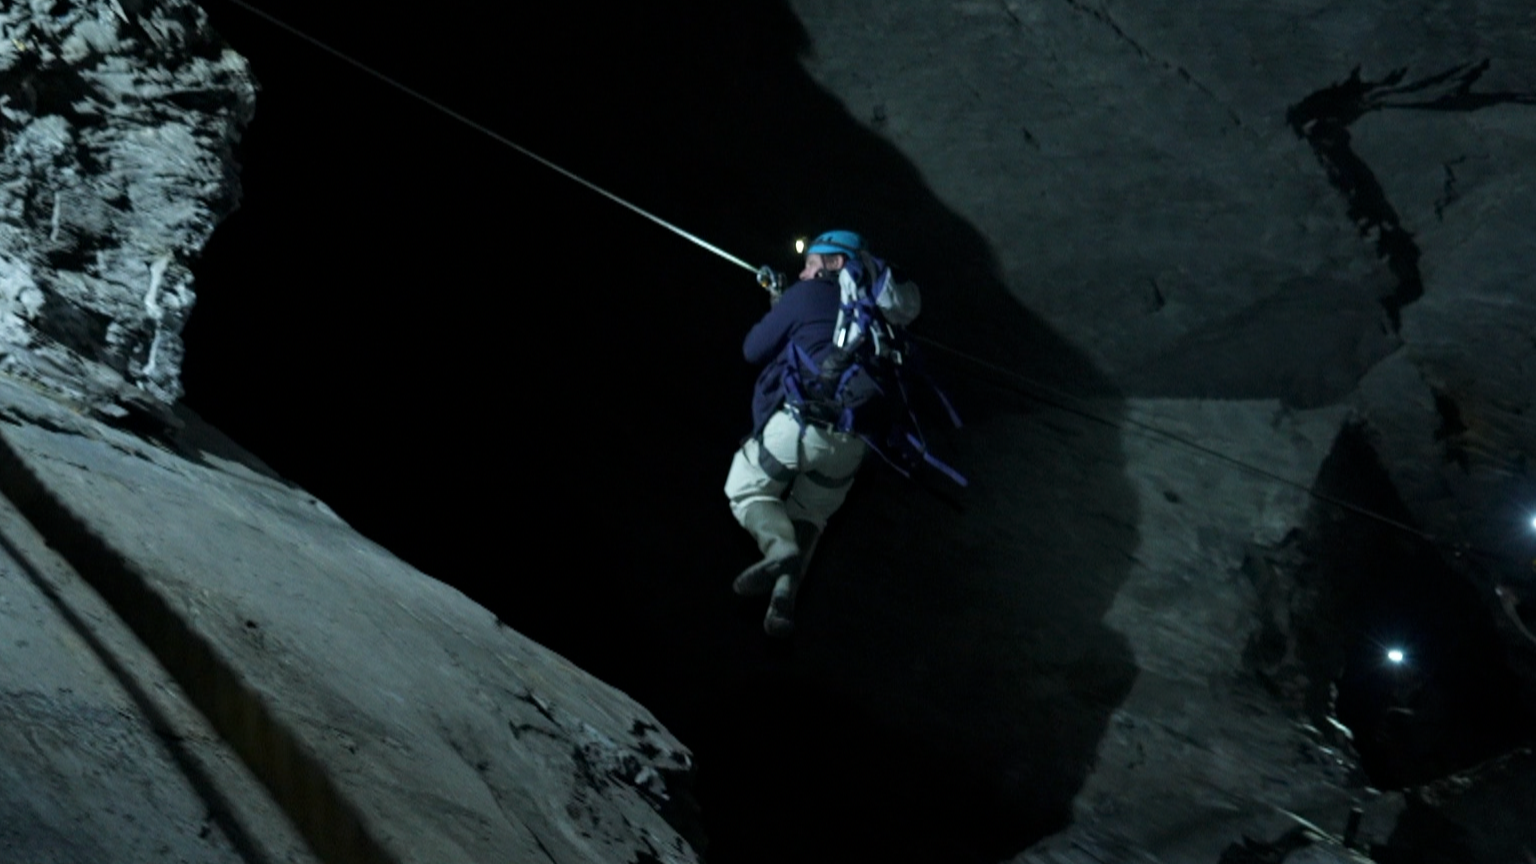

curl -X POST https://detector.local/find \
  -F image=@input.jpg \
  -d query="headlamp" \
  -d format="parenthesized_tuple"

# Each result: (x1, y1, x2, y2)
(795, 237, 806, 255)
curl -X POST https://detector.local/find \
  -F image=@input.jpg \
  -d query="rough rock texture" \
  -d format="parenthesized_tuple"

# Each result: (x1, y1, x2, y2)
(807, 392, 1395, 860)
(778, 0, 1536, 859)
(1386, 748, 1536, 862)
(0, 478, 316, 864)
(0, 4, 700, 862)
(0, 0, 252, 410)
(0, 375, 700, 864)
(7, 0, 1536, 860)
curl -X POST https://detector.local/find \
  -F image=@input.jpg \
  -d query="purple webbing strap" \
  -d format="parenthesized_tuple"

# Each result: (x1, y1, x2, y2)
(931, 379, 963, 429)
(905, 433, 968, 487)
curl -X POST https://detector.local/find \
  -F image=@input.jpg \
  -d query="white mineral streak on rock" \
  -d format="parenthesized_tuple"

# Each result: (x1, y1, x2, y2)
(144, 253, 169, 320)
(0, 253, 44, 350)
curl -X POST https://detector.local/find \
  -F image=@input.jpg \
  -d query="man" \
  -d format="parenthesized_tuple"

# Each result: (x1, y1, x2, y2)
(724, 230, 873, 637)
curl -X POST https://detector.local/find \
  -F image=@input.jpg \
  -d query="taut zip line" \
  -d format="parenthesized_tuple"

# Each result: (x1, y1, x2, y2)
(215, 0, 1533, 582)
(217, 0, 761, 275)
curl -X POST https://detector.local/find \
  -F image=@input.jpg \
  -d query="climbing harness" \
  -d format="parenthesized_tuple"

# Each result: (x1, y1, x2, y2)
(780, 248, 966, 486)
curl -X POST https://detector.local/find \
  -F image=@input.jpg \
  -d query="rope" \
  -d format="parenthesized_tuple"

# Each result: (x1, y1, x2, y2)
(216, 0, 1521, 570)
(214, 0, 759, 275)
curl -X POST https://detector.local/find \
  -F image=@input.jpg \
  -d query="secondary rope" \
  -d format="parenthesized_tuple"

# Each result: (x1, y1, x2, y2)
(914, 336, 1438, 542)
(216, 0, 1515, 570)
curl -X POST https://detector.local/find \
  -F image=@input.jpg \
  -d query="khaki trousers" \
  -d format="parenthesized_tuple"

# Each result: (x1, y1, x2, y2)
(725, 407, 867, 532)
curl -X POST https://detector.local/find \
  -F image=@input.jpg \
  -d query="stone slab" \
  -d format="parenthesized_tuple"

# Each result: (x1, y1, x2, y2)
(0, 465, 315, 864)
(0, 376, 698, 864)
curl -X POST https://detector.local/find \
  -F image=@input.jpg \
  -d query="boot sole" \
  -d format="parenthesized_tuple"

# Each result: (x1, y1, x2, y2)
(763, 611, 795, 637)
(732, 555, 800, 597)
(763, 576, 799, 637)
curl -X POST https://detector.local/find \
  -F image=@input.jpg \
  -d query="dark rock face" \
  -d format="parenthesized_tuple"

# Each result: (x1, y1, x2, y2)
(0, 0, 252, 409)
(782, 2, 1536, 860)
(1385, 748, 1536, 862)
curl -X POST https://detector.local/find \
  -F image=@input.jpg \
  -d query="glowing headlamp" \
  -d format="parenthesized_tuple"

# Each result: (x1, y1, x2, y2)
(1386, 648, 1406, 665)
(795, 237, 806, 255)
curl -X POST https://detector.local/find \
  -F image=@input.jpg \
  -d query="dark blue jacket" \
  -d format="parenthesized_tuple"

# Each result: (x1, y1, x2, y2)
(743, 275, 840, 435)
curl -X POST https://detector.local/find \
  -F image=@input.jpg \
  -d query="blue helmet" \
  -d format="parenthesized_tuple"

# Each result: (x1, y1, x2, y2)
(806, 230, 864, 257)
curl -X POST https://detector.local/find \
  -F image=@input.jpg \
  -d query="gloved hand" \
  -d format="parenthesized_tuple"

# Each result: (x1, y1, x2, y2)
(757, 265, 785, 304)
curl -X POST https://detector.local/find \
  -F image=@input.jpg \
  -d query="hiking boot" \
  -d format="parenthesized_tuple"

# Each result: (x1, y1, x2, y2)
(763, 572, 801, 637)
(733, 502, 799, 597)
(733, 553, 800, 597)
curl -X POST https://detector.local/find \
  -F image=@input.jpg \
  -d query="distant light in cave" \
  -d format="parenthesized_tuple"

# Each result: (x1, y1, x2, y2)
(1529, 513, 1536, 531)
(1386, 648, 1406, 665)
(795, 237, 806, 254)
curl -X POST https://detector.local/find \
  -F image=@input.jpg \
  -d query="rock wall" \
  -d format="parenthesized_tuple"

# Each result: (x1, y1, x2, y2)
(0, 4, 701, 863)
(0, 0, 252, 410)
(783, 0, 1536, 860)
(0, 377, 700, 864)
(5, 0, 1534, 861)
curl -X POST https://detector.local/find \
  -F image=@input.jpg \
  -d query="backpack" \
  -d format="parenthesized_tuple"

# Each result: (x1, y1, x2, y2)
(782, 251, 966, 486)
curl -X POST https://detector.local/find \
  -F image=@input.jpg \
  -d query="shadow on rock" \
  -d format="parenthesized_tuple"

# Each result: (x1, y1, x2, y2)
(189, 1, 1142, 862)
(591, 4, 1144, 860)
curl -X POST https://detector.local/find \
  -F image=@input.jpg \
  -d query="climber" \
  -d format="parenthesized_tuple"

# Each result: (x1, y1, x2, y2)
(724, 230, 870, 637)
(724, 229, 961, 637)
